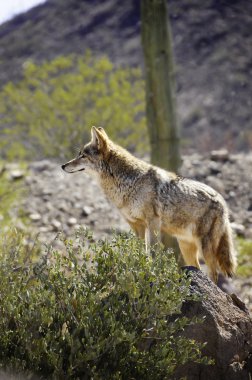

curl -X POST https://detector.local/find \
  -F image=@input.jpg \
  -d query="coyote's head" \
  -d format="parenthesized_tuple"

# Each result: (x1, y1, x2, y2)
(61, 126, 110, 174)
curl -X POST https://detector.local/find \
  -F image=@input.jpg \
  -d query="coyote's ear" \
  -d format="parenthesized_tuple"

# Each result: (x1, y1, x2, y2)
(96, 127, 109, 139)
(91, 126, 108, 152)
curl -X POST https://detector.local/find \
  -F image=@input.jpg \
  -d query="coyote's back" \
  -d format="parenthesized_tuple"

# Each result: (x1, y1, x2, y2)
(62, 127, 236, 283)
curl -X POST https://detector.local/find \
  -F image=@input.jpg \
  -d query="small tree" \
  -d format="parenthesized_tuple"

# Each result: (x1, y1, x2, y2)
(0, 53, 147, 160)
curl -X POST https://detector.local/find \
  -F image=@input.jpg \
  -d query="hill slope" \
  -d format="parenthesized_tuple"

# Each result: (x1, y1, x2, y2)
(0, 0, 252, 152)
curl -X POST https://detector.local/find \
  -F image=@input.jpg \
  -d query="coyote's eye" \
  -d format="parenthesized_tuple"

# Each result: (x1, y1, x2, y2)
(78, 150, 85, 158)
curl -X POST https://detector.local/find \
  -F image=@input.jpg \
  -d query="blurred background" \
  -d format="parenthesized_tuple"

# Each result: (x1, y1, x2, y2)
(0, 0, 251, 305)
(0, 0, 252, 159)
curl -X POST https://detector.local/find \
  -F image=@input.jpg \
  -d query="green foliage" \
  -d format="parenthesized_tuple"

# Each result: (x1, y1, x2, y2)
(0, 53, 147, 160)
(236, 238, 252, 277)
(0, 229, 211, 379)
(0, 164, 26, 228)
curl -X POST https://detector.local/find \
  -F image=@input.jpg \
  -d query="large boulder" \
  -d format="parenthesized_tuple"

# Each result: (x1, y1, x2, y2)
(174, 268, 252, 380)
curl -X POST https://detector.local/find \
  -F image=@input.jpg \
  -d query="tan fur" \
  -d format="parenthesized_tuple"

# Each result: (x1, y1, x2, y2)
(62, 126, 237, 283)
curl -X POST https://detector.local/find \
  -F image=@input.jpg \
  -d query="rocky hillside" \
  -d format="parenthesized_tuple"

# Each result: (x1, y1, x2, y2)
(0, 0, 252, 152)
(5, 151, 251, 244)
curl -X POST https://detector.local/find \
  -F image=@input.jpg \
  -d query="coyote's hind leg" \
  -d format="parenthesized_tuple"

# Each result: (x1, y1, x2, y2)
(201, 237, 218, 283)
(178, 240, 200, 269)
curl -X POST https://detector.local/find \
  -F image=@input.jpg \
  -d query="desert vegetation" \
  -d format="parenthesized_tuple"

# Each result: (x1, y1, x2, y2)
(0, 53, 147, 160)
(0, 229, 211, 379)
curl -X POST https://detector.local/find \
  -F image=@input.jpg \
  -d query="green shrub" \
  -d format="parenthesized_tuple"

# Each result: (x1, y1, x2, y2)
(0, 164, 26, 228)
(0, 229, 210, 379)
(0, 53, 147, 160)
(236, 238, 252, 277)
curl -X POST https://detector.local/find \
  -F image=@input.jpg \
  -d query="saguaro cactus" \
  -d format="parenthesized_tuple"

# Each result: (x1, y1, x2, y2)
(141, 0, 180, 172)
(141, 0, 181, 256)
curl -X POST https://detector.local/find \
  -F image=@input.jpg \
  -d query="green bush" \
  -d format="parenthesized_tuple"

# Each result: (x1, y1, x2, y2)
(0, 229, 210, 379)
(0, 164, 26, 228)
(0, 53, 147, 160)
(236, 238, 252, 277)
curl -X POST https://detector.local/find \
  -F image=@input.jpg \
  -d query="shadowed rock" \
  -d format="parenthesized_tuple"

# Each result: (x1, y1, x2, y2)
(173, 267, 252, 380)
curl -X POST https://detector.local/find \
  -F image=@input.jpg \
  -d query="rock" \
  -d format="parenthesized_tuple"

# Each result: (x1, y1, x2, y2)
(41, 215, 49, 226)
(46, 203, 54, 212)
(210, 149, 230, 162)
(24, 176, 36, 185)
(209, 161, 221, 175)
(29, 160, 53, 172)
(9, 169, 25, 180)
(42, 188, 53, 196)
(5, 163, 21, 171)
(74, 202, 83, 210)
(67, 217, 77, 226)
(231, 222, 246, 237)
(82, 206, 92, 217)
(29, 213, 41, 222)
(57, 201, 69, 213)
(51, 219, 62, 231)
(206, 176, 225, 193)
(173, 268, 252, 380)
(72, 192, 82, 201)
(229, 191, 236, 198)
(39, 226, 52, 233)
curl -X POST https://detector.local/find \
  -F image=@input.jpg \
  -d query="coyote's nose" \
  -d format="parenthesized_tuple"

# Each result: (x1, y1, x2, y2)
(61, 164, 66, 170)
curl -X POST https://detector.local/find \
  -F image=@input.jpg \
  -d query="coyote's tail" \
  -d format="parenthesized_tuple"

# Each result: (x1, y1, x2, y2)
(216, 223, 237, 277)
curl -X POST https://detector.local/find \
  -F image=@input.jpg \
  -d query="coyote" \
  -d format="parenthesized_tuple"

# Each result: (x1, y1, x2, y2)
(62, 126, 236, 282)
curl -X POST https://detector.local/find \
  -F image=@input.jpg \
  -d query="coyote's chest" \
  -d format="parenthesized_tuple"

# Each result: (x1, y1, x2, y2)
(99, 178, 126, 206)
(99, 176, 143, 222)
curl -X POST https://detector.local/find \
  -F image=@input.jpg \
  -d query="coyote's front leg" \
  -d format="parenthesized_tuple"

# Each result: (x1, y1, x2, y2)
(127, 220, 145, 239)
(145, 217, 161, 257)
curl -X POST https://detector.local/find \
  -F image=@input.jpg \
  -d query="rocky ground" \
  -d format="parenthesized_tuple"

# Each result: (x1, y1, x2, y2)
(4, 150, 252, 311)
